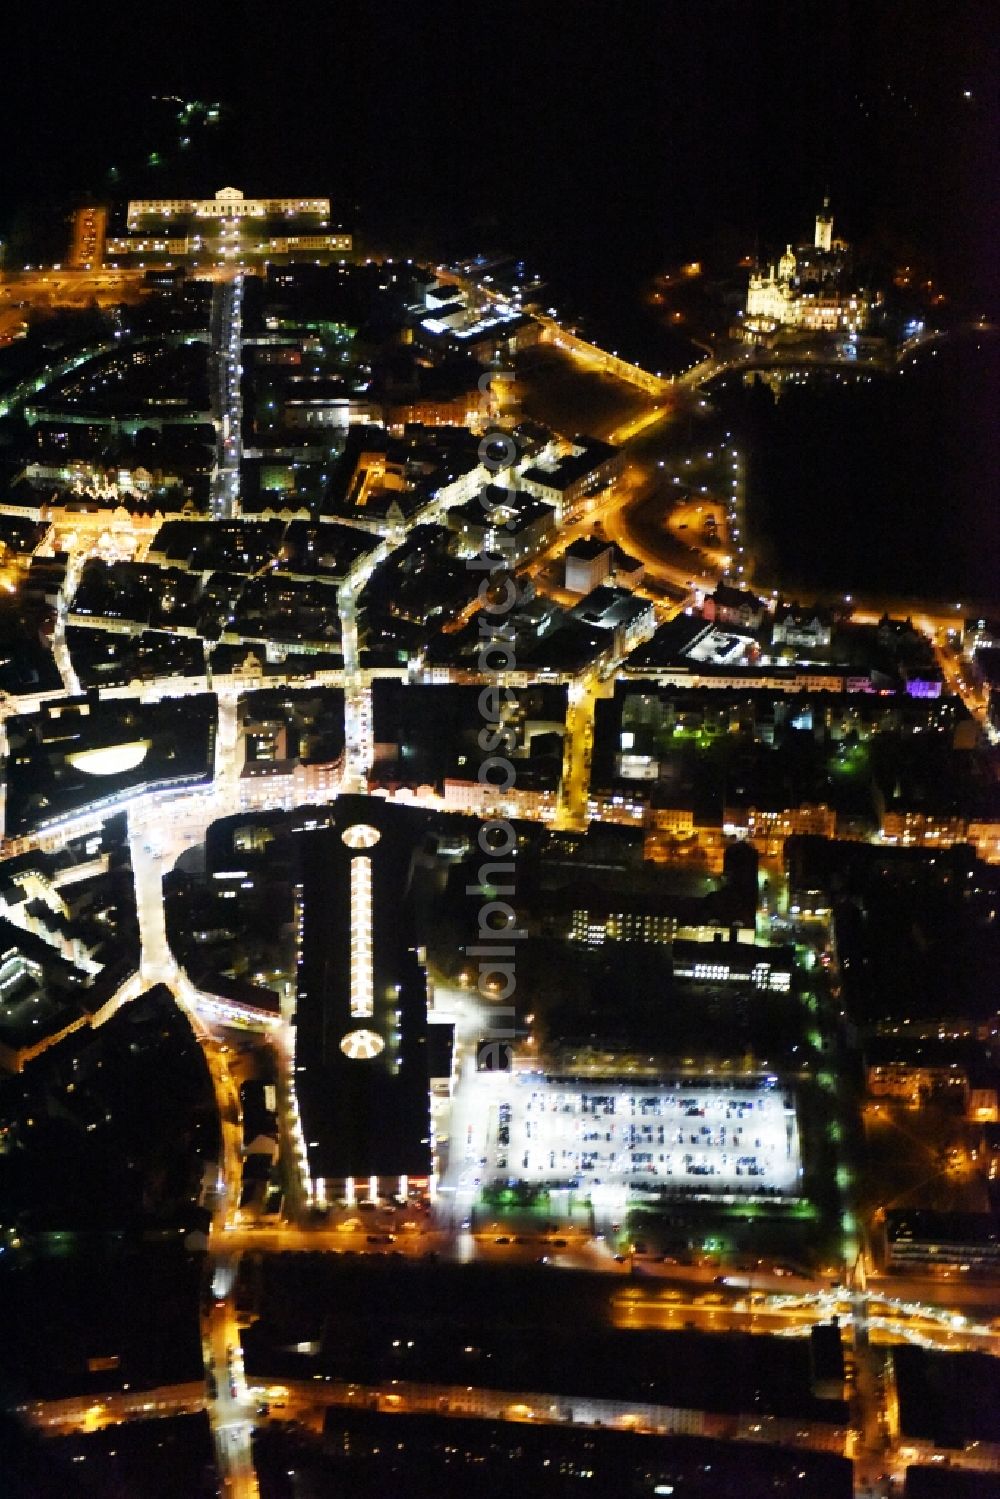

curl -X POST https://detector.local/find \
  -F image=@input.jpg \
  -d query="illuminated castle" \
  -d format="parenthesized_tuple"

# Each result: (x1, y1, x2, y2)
(745, 198, 874, 337)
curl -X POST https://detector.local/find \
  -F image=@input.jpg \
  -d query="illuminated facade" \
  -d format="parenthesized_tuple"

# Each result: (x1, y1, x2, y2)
(105, 187, 352, 267)
(673, 936, 794, 992)
(723, 802, 837, 848)
(814, 196, 834, 253)
(570, 906, 677, 946)
(867, 1060, 969, 1109)
(880, 810, 970, 848)
(967, 821, 1000, 865)
(745, 200, 874, 336)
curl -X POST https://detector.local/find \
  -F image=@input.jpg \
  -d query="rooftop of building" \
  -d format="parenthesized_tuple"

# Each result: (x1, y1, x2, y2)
(903, 1468, 1000, 1499)
(311, 1407, 853, 1499)
(973, 647, 1000, 686)
(895, 1344, 1000, 1448)
(521, 434, 620, 491)
(624, 614, 715, 666)
(448, 485, 555, 532)
(711, 582, 765, 610)
(293, 796, 434, 1181)
(886, 1208, 1000, 1247)
(564, 535, 613, 561)
(672, 932, 796, 971)
(570, 585, 651, 631)
(774, 600, 834, 625)
(0, 916, 88, 1051)
(241, 1257, 848, 1425)
(3, 691, 217, 839)
(41, 1414, 218, 1497)
(612, 544, 644, 574)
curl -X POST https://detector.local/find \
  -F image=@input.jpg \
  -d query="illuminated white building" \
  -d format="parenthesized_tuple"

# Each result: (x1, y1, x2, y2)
(105, 187, 352, 267)
(745, 199, 875, 337)
(814, 196, 834, 253)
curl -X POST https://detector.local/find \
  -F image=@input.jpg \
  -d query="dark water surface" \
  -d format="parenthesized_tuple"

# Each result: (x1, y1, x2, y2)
(710, 332, 999, 606)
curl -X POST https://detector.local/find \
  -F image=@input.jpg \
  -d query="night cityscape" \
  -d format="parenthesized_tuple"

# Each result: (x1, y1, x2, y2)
(0, 4, 998, 1497)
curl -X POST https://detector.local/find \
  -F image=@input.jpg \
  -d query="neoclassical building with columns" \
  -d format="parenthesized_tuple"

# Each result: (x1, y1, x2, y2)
(105, 186, 352, 268)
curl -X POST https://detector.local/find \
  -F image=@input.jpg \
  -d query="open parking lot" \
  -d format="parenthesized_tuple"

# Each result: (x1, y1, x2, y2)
(458, 1074, 801, 1199)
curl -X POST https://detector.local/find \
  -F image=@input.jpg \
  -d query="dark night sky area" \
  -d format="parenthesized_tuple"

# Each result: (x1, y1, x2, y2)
(3, 0, 997, 305)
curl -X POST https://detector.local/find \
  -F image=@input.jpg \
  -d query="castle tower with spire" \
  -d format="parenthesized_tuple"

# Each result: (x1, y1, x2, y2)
(743, 194, 875, 339)
(814, 195, 833, 252)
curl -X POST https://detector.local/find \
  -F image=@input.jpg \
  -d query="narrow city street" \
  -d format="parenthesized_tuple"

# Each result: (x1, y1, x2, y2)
(128, 806, 261, 1495)
(209, 275, 244, 521)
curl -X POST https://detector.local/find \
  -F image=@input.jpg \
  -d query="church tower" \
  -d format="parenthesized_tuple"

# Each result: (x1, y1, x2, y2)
(814, 195, 833, 252)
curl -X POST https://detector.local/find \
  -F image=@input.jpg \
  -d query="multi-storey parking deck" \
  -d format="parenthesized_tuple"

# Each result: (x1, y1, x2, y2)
(461, 1075, 801, 1199)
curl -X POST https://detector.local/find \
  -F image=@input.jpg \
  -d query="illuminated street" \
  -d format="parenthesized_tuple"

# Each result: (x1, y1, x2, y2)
(209, 274, 244, 520)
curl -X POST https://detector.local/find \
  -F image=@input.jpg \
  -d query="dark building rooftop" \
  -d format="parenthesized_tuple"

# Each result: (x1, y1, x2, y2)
(565, 536, 612, 561)
(711, 583, 765, 612)
(570, 584, 651, 633)
(522, 435, 620, 494)
(241, 1258, 848, 1426)
(904, 1468, 1000, 1499)
(293, 795, 433, 1183)
(895, 1344, 1000, 1448)
(624, 614, 714, 667)
(3, 692, 216, 839)
(886, 1209, 1000, 1256)
(39, 1413, 218, 1499)
(371, 680, 567, 789)
(310, 1407, 854, 1499)
(0, 916, 87, 1054)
